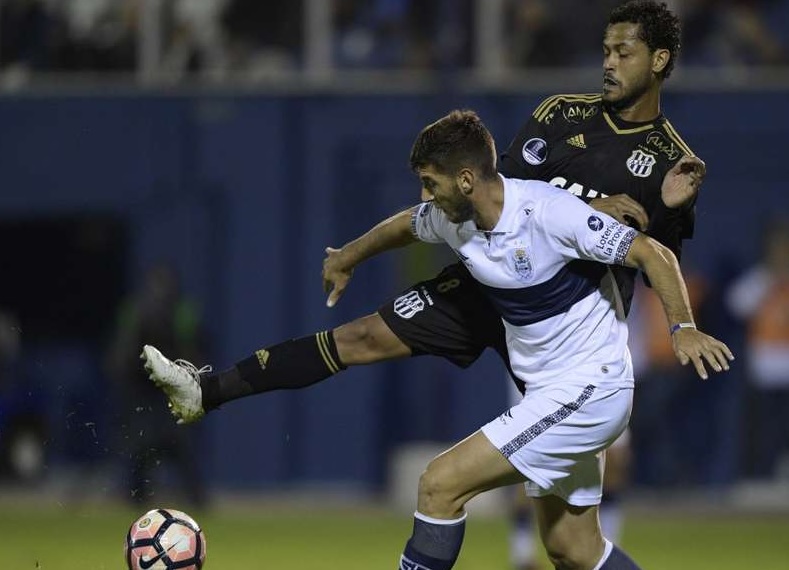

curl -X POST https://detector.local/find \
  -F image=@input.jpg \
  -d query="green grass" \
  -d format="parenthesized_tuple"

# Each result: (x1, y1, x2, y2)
(2, 501, 788, 569)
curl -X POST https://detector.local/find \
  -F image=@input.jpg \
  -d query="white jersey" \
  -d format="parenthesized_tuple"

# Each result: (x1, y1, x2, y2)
(412, 175, 638, 390)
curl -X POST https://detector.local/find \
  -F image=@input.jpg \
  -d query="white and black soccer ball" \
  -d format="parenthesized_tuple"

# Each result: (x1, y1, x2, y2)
(125, 508, 206, 570)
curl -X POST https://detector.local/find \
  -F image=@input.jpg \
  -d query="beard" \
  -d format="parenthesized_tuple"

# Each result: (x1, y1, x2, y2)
(445, 185, 475, 223)
(603, 73, 652, 113)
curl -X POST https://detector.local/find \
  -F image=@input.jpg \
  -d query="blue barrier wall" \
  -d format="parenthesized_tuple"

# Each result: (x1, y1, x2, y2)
(0, 91, 786, 490)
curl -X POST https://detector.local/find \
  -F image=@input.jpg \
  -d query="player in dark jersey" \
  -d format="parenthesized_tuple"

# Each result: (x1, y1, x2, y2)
(491, 2, 698, 563)
(500, 91, 695, 316)
(143, 2, 703, 566)
(501, 97, 695, 555)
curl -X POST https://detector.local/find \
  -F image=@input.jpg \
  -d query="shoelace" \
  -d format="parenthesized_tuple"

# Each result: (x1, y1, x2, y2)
(174, 359, 213, 378)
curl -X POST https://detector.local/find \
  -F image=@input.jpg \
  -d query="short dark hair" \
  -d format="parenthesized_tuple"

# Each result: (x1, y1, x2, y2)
(608, 0, 681, 79)
(409, 109, 498, 180)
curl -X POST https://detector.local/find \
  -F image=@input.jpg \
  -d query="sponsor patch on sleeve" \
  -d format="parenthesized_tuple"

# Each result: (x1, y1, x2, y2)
(593, 219, 639, 264)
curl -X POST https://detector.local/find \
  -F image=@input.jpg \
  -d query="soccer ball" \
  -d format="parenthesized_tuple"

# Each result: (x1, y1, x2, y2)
(125, 508, 206, 569)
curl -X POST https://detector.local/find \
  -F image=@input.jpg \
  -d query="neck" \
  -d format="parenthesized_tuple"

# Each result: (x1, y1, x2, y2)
(473, 176, 504, 231)
(613, 86, 661, 122)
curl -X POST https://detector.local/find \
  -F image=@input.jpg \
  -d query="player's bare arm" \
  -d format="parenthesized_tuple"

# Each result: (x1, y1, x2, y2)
(623, 233, 734, 379)
(661, 155, 706, 208)
(323, 206, 420, 307)
(590, 194, 648, 230)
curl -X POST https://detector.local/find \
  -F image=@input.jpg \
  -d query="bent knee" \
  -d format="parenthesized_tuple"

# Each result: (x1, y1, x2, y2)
(416, 461, 465, 518)
(333, 314, 411, 365)
(543, 532, 603, 570)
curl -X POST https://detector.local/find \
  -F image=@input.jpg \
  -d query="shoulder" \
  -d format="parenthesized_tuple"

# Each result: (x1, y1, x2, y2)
(532, 93, 602, 125)
(506, 177, 582, 219)
(644, 117, 695, 164)
(504, 176, 565, 200)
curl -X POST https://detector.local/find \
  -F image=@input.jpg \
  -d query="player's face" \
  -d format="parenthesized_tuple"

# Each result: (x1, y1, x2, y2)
(418, 166, 474, 223)
(602, 23, 656, 109)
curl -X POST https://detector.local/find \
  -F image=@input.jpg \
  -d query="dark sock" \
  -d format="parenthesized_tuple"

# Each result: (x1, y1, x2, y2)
(201, 331, 345, 411)
(399, 512, 466, 570)
(599, 542, 642, 569)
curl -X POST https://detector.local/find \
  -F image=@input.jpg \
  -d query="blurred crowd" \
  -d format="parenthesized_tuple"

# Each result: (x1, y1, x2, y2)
(1, 0, 787, 80)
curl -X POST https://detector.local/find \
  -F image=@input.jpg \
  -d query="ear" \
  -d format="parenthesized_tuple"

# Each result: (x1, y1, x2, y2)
(652, 48, 670, 75)
(458, 169, 474, 195)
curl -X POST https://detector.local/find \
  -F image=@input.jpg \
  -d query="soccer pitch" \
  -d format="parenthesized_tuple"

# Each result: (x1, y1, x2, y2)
(3, 501, 788, 569)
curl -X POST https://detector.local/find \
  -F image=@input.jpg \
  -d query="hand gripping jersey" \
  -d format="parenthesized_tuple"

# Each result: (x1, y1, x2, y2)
(499, 93, 696, 315)
(412, 176, 639, 391)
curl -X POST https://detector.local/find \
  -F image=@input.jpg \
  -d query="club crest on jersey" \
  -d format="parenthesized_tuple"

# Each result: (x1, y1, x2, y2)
(626, 149, 656, 178)
(511, 248, 533, 281)
(522, 138, 547, 165)
(393, 290, 425, 319)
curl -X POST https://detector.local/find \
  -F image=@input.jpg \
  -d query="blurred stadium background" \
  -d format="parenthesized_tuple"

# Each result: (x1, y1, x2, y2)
(0, 0, 788, 567)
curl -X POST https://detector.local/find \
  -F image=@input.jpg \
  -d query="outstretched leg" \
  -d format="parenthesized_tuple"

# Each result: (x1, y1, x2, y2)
(142, 313, 410, 422)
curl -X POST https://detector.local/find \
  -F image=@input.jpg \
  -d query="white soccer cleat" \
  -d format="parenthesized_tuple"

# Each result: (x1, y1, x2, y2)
(140, 344, 211, 424)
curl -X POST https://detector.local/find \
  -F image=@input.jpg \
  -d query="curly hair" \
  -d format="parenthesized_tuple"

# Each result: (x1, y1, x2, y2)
(608, 0, 681, 79)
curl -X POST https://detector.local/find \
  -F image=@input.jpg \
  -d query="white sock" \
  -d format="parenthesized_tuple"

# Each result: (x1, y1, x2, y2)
(591, 539, 615, 570)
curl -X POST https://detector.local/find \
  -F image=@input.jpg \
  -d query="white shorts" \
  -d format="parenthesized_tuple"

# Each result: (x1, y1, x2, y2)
(609, 426, 630, 450)
(507, 374, 632, 452)
(483, 382, 632, 506)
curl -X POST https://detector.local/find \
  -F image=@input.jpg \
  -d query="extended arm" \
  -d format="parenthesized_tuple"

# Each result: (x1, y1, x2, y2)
(643, 155, 705, 259)
(587, 156, 705, 250)
(623, 234, 733, 378)
(323, 207, 420, 307)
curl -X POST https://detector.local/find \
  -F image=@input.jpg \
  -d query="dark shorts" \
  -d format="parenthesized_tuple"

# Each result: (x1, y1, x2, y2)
(378, 263, 513, 375)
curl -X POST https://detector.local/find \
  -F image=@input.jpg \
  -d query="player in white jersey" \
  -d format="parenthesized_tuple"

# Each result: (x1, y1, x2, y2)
(413, 175, 636, 509)
(322, 110, 732, 570)
(414, 178, 634, 394)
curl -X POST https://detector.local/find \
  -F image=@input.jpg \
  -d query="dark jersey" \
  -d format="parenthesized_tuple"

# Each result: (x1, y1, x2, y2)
(378, 93, 698, 381)
(499, 93, 696, 314)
